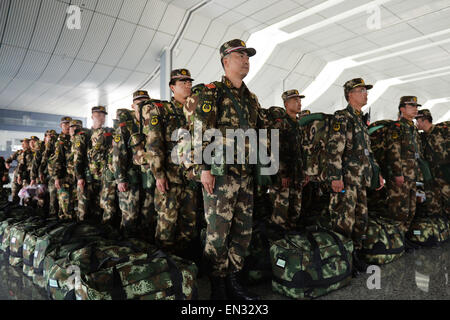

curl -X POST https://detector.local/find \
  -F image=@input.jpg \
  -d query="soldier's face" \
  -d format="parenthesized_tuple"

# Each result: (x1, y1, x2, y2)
(224, 51, 250, 78)
(44, 135, 51, 144)
(22, 141, 29, 149)
(349, 87, 368, 106)
(416, 118, 425, 130)
(69, 126, 77, 136)
(401, 104, 418, 120)
(30, 140, 36, 149)
(61, 122, 70, 134)
(171, 80, 192, 100)
(285, 97, 302, 114)
(132, 98, 147, 118)
(92, 112, 106, 127)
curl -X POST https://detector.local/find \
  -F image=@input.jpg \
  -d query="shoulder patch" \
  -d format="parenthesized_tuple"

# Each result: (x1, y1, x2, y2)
(104, 132, 113, 137)
(154, 102, 164, 108)
(206, 83, 216, 89)
(114, 135, 121, 143)
(392, 131, 399, 140)
(394, 122, 401, 127)
(151, 116, 159, 126)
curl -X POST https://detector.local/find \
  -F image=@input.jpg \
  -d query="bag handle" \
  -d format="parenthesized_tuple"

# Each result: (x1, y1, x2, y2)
(149, 249, 185, 300)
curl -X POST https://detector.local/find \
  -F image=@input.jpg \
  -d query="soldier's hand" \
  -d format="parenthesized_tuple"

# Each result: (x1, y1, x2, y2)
(331, 180, 344, 193)
(17, 177, 22, 185)
(394, 176, 404, 187)
(376, 174, 385, 191)
(40, 174, 45, 183)
(5, 163, 10, 169)
(30, 180, 36, 186)
(156, 178, 169, 194)
(282, 178, 291, 189)
(118, 182, 129, 193)
(303, 175, 310, 187)
(201, 170, 215, 195)
(55, 179, 61, 190)
(78, 179, 86, 192)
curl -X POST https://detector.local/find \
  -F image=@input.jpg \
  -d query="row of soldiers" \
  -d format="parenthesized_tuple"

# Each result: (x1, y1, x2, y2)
(1, 38, 449, 301)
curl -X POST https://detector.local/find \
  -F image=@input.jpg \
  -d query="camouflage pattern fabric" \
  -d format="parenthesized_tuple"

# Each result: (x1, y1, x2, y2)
(326, 105, 378, 250)
(406, 215, 450, 246)
(269, 186, 302, 231)
(39, 135, 59, 215)
(360, 216, 405, 265)
(6, 150, 23, 204)
(17, 149, 34, 185)
(270, 229, 353, 300)
(419, 123, 450, 217)
(383, 180, 417, 233)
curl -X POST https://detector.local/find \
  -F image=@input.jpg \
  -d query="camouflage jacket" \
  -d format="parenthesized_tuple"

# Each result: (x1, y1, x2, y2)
(30, 142, 45, 181)
(54, 132, 78, 182)
(0, 157, 7, 184)
(38, 136, 58, 179)
(385, 118, 423, 181)
(48, 134, 71, 179)
(419, 123, 449, 177)
(187, 76, 268, 176)
(5, 150, 22, 175)
(327, 105, 378, 188)
(139, 98, 188, 184)
(17, 149, 34, 182)
(112, 115, 141, 185)
(74, 127, 113, 182)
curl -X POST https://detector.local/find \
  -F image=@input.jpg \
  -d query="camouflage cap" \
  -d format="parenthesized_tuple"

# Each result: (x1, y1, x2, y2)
(416, 109, 432, 119)
(92, 106, 108, 115)
(170, 69, 194, 82)
(30, 136, 40, 141)
(399, 96, 422, 107)
(344, 78, 373, 94)
(70, 119, 83, 127)
(116, 108, 134, 123)
(20, 138, 30, 143)
(60, 116, 72, 124)
(133, 90, 150, 102)
(282, 89, 305, 102)
(45, 129, 57, 136)
(220, 39, 256, 59)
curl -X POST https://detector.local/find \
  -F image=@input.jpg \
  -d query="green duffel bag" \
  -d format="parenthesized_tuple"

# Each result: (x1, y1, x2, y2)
(360, 216, 405, 265)
(270, 227, 353, 300)
(47, 244, 198, 301)
(33, 222, 116, 288)
(9, 217, 58, 267)
(1, 216, 39, 256)
(406, 215, 450, 247)
(22, 221, 65, 278)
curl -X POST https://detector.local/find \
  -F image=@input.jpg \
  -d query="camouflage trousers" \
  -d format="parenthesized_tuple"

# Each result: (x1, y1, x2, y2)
(435, 177, 450, 217)
(385, 180, 416, 233)
(100, 177, 118, 225)
(78, 179, 102, 222)
(154, 182, 197, 251)
(140, 187, 156, 243)
(269, 185, 302, 231)
(327, 185, 368, 250)
(48, 177, 59, 216)
(11, 179, 21, 204)
(118, 184, 140, 233)
(57, 179, 77, 221)
(203, 173, 253, 277)
(423, 180, 443, 216)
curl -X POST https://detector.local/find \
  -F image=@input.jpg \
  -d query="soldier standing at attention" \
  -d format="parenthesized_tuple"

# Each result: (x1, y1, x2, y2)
(269, 90, 307, 231)
(383, 97, 423, 235)
(140, 69, 197, 256)
(17, 138, 34, 189)
(327, 78, 384, 276)
(48, 117, 72, 216)
(75, 106, 113, 223)
(5, 142, 25, 204)
(416, 109, 449, 217)
(188, 39, 269, 300)
(38, 129, 59, 215)
(54, 120, 83, 221)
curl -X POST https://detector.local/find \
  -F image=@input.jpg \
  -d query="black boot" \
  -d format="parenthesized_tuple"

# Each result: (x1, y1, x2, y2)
(352, 251, 369, 277)
(209, 276, 227, 300)
(225, 272, 259, 300)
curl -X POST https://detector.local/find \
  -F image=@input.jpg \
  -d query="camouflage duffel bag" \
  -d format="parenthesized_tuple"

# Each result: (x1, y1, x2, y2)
(360, 216, 405, 265)
(47, 244, 198, 300)
(9, 217, 58, 267)
(406, 215, 450, 247)
(1, 216, 41, 256)
(270, 227, 353, 300)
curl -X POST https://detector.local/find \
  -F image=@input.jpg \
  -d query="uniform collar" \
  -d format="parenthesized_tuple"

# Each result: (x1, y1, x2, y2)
(222, 76, 249, 95)
(400, 117, 414, 127)
(347, 104, 363, 118)
(171, 97, 184, 109)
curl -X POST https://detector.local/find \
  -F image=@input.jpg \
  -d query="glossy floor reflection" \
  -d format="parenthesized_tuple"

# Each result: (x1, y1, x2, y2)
(0, 242, 449, 300)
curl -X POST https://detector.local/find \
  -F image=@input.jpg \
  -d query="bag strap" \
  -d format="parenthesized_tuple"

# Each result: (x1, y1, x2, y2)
(222, 85, 249, 128)
(149, 249, 185, 300)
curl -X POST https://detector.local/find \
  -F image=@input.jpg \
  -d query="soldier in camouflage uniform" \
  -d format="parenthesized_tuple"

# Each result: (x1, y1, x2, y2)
(16, 138, 34, 189)
(269, 90, 307, 231)
(129, 90, 157, 242)
(382, 97, 423, 234)
(327, 78, 384, 275)
(30, 134, 47, 186)
(0, 156, 9, 204)
(5, 140, 27, 204)
(74, 106, 114, 223)
(48, 117, 72, 216)
(186, 39, 269, 300)
(38, 129, 59, 215)
(54, 120, 83, 221)
(416, 109, 449, 217)
(139, 69, 197, 254)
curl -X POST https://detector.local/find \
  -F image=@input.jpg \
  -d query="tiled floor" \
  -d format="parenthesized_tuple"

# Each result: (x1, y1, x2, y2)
(0, 242, 449, 300)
